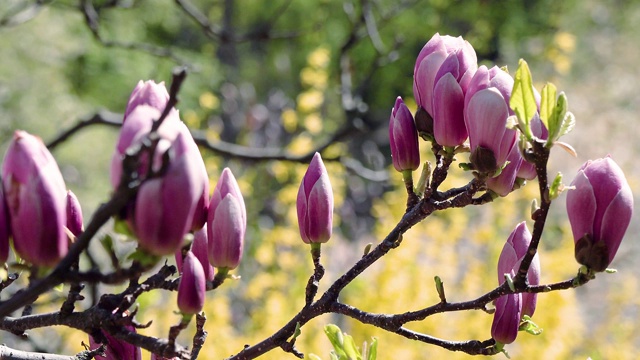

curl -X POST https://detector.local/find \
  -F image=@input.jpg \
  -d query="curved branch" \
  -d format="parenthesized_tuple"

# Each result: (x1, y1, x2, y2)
(0, 345, 102, 360)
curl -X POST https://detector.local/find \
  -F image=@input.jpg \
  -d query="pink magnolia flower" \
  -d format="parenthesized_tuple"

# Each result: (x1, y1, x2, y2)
(413, 33, 477, 146)
(2, 131, 67, 267)
(296, 153, 333, 244)
(566, 156, 633, 272)
(207, 168, 246, 269)
(389, 97, 420, 172)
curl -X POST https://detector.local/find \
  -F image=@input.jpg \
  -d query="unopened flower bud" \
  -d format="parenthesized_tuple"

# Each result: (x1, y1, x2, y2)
(566, 156, 633, 272)
(492, 222, 541, 344)
(176, 225, 215, 281)
(413, 33, 477, 147)
(177, 251, 206, 315)
(207, 168, 246, 269)
(389, 97, 420, 172)
(2, 131, 67, 267)
(491, 292, 521, 345)
(297, 153, 333, 244)
(89, 319, 142, 360)
(465, 88, 517, 174)
(134, 127, 204, 255)
(66, 190, 84, 238)
(487, 146, 524, 197)
(124, 80, 170, 121)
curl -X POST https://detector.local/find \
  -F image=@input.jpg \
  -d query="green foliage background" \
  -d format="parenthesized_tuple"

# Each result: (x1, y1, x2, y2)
(0, 0, 639, 359)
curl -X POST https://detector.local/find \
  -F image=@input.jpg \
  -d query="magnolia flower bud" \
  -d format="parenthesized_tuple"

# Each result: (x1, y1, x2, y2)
(0, 184, 10, 264)
(124, 80, 170, 121)
(492, 222, 541, 344)
(207, 168, 246, 269)
(134, 127, 204, 255)
(486, 145, 523, 197)
(66, 190, 84, 238)
(389, 97, 420, 172)
(566, 156, 633, 272)
(89, 325, 142, 360)
(413, 33, 477, 147)
(465, 88, 517, 174)
(497, 222, 540, 317)
(176, 225, 215, 281)
(110, 105, 183, 189)
(297, 153, 333, 244)
(2, 131, 67, 267)
(491, 292, 521, 345)
(177, 251, 206, 315)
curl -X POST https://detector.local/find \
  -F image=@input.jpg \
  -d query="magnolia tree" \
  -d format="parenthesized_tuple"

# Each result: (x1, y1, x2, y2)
(0, 32, 633, 360)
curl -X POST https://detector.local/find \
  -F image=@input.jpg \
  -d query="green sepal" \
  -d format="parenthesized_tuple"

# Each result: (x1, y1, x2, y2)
(113, 218, 135, 237)
(494, 342, 511, 359)
(434, 276, 446, 303)
(127, 249, 160, 267)
(548, 172, 564, 200)
(458, 162, 473, 171)
(519, 315, 543, 335)
(504, 273, 515, 292)
(290, 322, 302, 342)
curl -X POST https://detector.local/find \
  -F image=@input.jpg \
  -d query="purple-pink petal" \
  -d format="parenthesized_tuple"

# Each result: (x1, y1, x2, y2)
(432, 73, 466, 146)
(566, 170, 597, 243)
(177, 251, 206, 315)
(208, 194, 245, 269)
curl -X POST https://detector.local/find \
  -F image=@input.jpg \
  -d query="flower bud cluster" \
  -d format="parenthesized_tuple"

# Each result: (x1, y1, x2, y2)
(111, 81, 209, 256)
(112, 81, 249, 316)
(387, 33, 552, 195)
(0, 131, 85, 267)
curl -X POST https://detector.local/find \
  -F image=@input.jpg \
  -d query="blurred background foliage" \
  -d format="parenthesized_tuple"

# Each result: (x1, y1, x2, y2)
(0, 0, 639, 359)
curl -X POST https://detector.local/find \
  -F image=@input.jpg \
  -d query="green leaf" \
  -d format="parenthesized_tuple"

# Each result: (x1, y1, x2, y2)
(510, 59, 537, 139)
(539, 82, 557, 131)
(367, 338, 378, 360)
(342, 333, 361, 360)
(324, 324, 347, 359)
(557, 94, 575, 138)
